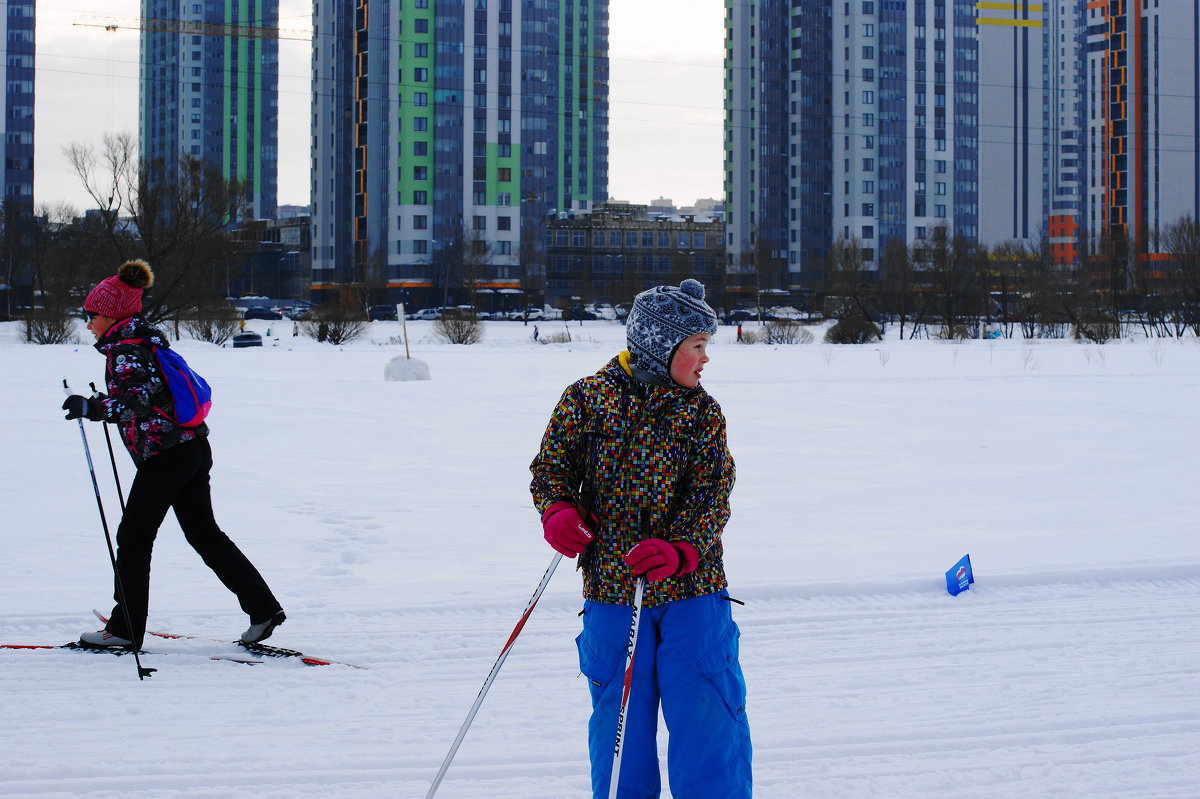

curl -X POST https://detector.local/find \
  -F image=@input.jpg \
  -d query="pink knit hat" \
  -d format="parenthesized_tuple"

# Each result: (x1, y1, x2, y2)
(84, 260, 154, 320)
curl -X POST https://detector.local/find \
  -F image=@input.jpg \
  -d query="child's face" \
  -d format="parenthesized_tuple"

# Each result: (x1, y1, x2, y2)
(86, 313, 116, 341)
(670, 333, 712, 388)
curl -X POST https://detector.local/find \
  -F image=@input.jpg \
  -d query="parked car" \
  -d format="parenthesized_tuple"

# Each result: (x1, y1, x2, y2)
(409, 307, 443, 321)
(508, 307, 545, 321)
(244, 307, 282, 320)
(368, 304, 398, 321)
(231, 332, 263, 348)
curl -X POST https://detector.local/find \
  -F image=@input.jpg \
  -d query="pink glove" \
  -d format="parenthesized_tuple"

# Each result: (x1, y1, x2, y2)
(624, 539, 700, 582)
(542, 502, 595, 558)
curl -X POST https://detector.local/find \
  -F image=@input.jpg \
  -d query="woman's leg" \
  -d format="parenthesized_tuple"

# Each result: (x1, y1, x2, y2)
(104, 443, 202, 644)
(171, 438, 281, 622)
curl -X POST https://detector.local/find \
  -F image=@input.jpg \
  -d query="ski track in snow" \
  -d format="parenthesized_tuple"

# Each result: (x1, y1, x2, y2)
(4, 575, 1195, 797)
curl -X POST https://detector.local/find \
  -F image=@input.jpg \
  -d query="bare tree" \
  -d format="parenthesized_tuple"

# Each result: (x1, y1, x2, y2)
(823, 238, 882, 343)
(1161, 215, 1200, 337)
(65, 132, 248, 322)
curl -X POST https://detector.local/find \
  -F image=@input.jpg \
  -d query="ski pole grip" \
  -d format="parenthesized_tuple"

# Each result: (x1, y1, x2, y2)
(62, 378, 72, 397)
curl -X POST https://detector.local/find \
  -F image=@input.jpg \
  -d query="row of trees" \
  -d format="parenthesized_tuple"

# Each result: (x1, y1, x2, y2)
(2, 132, 251, 341)
(6, 131, 1199, 345)
(823, 221, 1200, 343)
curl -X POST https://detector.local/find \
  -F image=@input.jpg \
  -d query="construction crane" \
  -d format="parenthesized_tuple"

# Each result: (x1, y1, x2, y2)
(74, 15, 312, 41)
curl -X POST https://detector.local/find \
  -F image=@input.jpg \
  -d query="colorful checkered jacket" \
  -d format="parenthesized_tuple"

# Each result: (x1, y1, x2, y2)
(530, 353, 735, 608)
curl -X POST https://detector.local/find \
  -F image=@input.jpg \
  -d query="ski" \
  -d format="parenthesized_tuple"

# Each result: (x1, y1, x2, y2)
(94, 610, 365, 669)
(1, 642, 264, 665)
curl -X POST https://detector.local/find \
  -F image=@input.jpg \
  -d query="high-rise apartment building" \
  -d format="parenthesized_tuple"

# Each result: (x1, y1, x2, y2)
(2, 0, 35, 208)
(1082, 1, 1200, 259)
(720, 0, 1104, 286)
(311, 0, 608, 306)
(140, 0, 279, 220)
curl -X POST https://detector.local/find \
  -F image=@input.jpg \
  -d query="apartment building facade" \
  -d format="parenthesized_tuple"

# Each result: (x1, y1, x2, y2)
(311, 0, 609, 307)
(140, 0, 279, 220)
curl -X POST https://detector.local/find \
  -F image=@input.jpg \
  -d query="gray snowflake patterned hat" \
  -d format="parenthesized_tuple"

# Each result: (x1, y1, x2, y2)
(625, 278, 718, 386)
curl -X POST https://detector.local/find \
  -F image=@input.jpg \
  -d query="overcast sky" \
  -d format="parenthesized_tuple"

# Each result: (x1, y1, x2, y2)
(33, 0, 724, 212)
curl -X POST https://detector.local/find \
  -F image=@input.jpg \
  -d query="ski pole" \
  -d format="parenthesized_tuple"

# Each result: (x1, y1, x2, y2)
(608, 576, 646, 799)
(64, 379, 155, 680)
(90, 382, 125, 511)
(425, 552, 563, 799)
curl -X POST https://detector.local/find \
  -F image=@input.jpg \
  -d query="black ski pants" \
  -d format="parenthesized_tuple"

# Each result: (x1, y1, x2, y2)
(104, 437, 281, 645)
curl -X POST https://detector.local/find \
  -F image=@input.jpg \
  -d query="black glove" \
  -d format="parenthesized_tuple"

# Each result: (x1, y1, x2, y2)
(62, 395, 108, 422)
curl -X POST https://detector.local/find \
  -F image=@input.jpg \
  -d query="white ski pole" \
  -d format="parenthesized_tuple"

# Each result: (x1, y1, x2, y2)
(425, 552, 563, 799)
(608, 576, 646, 799)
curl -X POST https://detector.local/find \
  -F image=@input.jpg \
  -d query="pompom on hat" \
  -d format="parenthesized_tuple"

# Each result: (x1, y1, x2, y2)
(84, 260, 154, 321)
(625, 278, 718, 386)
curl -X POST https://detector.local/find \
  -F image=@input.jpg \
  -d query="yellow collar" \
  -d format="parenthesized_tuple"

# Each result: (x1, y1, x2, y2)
(617, 350, 634, 377)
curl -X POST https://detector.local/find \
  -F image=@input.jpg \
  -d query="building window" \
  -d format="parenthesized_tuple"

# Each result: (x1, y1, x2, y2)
(935, 204, 947, 217)
(497, 192, 512, 206)
(413, 215, 428, 230)
(862, 226, 875, 239)
(935, 182, 946, 196)
(862, 203, 874, 215)
(497, 241, 512, 255)
(415, 19, 429, 33)
(414, 166, 427, 180)
(498, 216, 512, 231)
(414, 191, 428, 205)
(861, 90, 875, 103)
(413, 117, 428, 131)
(414, 92, 428, 107)
(414, 68, 428, 82)
(862, 181, 875, 193)
(498, 167, 511, 182)
(413, 141, 427, 156)
(413, 240, 428, 254)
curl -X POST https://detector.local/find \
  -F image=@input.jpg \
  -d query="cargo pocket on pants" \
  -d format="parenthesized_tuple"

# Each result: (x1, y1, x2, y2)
(576, 627, 623, 707)
(688, 623, 747, 722)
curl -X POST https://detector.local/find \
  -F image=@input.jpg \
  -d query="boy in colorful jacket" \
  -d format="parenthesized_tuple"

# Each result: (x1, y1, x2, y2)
(63, 260, 285, 649)
(530, 279, 752, 799)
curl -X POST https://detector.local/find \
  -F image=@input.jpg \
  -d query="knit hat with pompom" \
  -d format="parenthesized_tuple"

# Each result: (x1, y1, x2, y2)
(84, 260, 155, 321)
(625, 278, 718, 386)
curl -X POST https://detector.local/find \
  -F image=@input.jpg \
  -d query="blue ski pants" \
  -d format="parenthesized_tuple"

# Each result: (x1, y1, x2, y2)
(575, 589, 752, 799)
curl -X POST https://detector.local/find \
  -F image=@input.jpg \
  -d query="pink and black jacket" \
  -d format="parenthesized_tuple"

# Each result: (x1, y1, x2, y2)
(95, 316, 209, 465)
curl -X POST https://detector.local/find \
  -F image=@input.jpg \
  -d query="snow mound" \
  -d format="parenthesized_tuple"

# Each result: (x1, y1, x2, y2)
(384, 356, 431, 381)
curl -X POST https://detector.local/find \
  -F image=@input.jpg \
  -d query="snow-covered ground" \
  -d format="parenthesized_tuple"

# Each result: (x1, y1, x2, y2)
(1, 318, 1197, 798)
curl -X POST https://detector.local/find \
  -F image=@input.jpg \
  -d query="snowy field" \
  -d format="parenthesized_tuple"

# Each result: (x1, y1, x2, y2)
(1, 317, 1198, 798)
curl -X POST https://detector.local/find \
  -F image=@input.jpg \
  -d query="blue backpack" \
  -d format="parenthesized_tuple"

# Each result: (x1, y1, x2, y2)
(154, 346, 212, 427)
(118, 338, 213, 427)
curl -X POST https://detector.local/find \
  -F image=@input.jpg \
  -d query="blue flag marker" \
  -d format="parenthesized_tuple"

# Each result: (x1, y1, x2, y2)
(946, 554, 974, 596)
